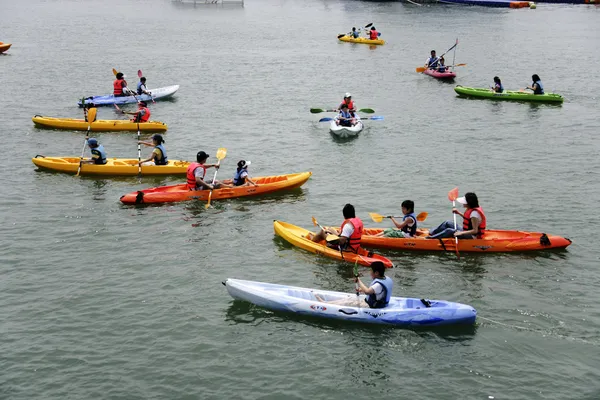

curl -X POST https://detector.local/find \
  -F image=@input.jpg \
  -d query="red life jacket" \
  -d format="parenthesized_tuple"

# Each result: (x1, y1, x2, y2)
(340, 217, 363, 252)
(138, 107, 150, 122)
(113, 79, 126, 96)
(340, 99, 355, 111)
(369, 30, 379, 40)
(186, 162, 206, 190)
(463, 207, 486, 238)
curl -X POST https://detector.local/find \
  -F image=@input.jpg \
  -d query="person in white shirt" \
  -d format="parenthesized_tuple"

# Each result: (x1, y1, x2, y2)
(309, 204, 364, 253)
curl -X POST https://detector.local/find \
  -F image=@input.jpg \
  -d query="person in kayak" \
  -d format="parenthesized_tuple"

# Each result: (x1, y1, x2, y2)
(82, 138, 107, 165)
(122, 101, 151, 123)
(315, 261, 393, 309)
(374, 200, 418, 238)
(437, 56, 447, 73)
(426, 192, 486, 239)
(221, 160, 258, 187)
(339, 93, 355, 112)
(351, 27, 360, 38)
(492, 76, 504, 93)
(336, 103, 356, 127)
(527, 74, 544, 94)
(310, 203, 364, 254)
(113, 72, 130, 97)
(425, 50, 439, 69)
(368, 26, 379, 40)
(186, 151, 231, 190)
(138, 134, 168, 166)
(137, 77, 152, 96)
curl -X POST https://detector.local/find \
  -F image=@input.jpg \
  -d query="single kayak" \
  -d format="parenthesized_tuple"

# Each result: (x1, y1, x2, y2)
(329, 115, 364, 138)
(273, 220, 394, 268)
(120, 172, 312, 204)
(423, 68, 456, 80)
(0, 42, 12, 53)
(338, 35, 385, 45)
(32, 155, 190, 176)
(225, 279, 477, 327)
(360, 228, 572, 252)
(79, 85, 179, 107)
(454, 85, 564, 103)
(32, 116, 167, 132)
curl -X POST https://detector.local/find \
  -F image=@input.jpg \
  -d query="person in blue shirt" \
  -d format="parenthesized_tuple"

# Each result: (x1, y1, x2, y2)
(336, 103, 356, 127)
(351, 27, 360, 38)
(492, 76, 504, 93)
(437, 56, 446, 73)
(137, 77, 151, 96)
(82, 138, 107, 165)
(527, 74, 544, 94)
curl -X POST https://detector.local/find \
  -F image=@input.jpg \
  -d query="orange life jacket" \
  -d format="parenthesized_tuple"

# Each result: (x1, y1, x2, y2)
(369, 30, 379, 40)
(186, 162, 205, 190)
(340, 217, 363, 252)
(463, 207, 486, 238)
(340, 99, 355, 111)
(113, 79, 126, 96)
(137, 106, 150, 122)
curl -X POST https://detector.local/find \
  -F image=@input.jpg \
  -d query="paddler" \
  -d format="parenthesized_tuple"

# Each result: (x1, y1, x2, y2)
(82, 138, 107, 165)
(336, 103, 356, 127)
(138, 134, 168, 166)
(437, 56, 447, 73)
(492, 76, 504, 93)
(122, 101, 151, 123)
(425, 50, 439, 69)
(351, 27, 360, 38)
(310, 203, 364, 254)
(368, 26, 379, 40)
(427, 192, 486, 239)
(113, 72, 130, 97)
(137, 77, 152, 96)
(186, 151, 231, 190)
(373, 200, 418, 238)
(526, 74, 544, 95)
(222, 160, 258, 187)
(338, 93, 355, 112)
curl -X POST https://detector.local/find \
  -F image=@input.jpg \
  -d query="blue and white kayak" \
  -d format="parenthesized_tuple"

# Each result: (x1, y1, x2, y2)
(78, 85, 180, 107)
(225, 278, 477, 327)
(329, 114, 363, 138)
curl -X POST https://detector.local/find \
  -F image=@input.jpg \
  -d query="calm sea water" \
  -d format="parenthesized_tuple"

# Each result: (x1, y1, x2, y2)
(1, 0, 600, 399)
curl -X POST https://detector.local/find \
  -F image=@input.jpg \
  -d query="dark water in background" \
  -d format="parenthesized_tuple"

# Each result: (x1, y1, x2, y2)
(1, 0, 600, 398)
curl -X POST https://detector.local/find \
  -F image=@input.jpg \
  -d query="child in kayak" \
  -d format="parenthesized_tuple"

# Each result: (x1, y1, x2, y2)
(437, 56, 447, 73)
(336, 104, 356, 127)
(138, 134, 168, 166)
(82, 138, 107, 165)
(221, 160, 258, 187)
(351, 27, 360, 38)
(137, 77, 152, 96)
(492, 76, 504, 93)
(374, 200, 418, 238)
(527, 74, 544, 94)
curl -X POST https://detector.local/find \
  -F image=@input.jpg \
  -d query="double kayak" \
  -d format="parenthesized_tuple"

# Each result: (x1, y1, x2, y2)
(454, 86, 564, 103)
(79, 85, 179, 107)
(32, 116, 167, 132)
(423, 68, 456, 80)
(120, 172, 312, 204)
(360, 228, 572, 252)
(0, 42, 11, 53)
(273, 220, 394, 268)
(329, 115, 364, 138)
(338, 35, 385, 46)
(225, 279, 477, 327)
(32, 155, 189, 176)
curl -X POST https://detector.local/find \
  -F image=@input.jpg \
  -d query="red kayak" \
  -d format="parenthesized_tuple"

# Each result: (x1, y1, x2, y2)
(423, 68, 456, 80)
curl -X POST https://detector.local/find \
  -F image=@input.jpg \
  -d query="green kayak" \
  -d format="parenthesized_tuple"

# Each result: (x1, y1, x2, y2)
(454, 86, 564, 103)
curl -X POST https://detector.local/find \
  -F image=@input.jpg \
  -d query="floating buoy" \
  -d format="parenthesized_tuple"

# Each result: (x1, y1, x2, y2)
(529, 1, 537, 8)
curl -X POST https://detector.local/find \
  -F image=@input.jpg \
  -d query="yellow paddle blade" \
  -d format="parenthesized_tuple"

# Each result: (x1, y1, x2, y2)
(311, 216, 319, 227)
(416, 67, 426, 73)
(416, 211, 428, 222)
(368, 212, 385, 223)
(87, 108, 97, 124)
(216, 147, 227, 160)
(112, 68, 118, 76)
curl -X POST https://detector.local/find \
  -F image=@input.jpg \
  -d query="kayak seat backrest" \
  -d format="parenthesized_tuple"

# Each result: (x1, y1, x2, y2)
(287, 289, 314, 300)
(256, 176, 287, 185)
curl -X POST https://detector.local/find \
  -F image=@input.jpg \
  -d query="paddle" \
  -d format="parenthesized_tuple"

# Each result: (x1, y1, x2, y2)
(310, 108, 375, 114)
(354, 260, 360, 307)
(416, 39, 459, 73)
(112, 68, 118, 76)
(448, 187, 461, 259)
(136, 123, 142, 179)
(138, 69, 155, 103)
(369, 211, 428, 223)
(75, 110, 95, 177)
(337, 22, 373, 39)
(205, 147, 227, 209)
(319, 116, 383, 122)
(311, 216, 340, 243)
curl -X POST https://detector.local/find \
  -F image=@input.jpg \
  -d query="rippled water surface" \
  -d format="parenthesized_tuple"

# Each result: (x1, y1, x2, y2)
(1, 0, 600, 399)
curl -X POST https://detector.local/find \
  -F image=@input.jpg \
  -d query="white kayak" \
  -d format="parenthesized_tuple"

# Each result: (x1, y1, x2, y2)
(329, 115, 364, 138)
(225, 279, 477, 327)
(79, 85, 180, 107)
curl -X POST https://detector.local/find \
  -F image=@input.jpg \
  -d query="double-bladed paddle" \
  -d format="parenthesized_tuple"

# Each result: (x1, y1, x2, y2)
(311, 108, 375, 114)
(319, 116, 383, 122)
(416, 40, 460, 73)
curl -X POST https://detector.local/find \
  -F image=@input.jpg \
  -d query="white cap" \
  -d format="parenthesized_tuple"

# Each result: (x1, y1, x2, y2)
(456, 196, 468, 205)
(345, 92, 352, 98)
(245, 160, 251, 167)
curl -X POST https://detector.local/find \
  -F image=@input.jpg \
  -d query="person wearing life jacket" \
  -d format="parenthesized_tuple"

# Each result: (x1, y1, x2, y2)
(186, 151, 230, 190)
(492, 76, 504, 93)
(368, 26, 379, 40)
(437, 56, 447, 73)
(374, 200, 418, 238)
(339, 93, 355, 112)
(336, 103, 356, 127)
(527, 74, 544, 95)
(137, 77, 152, 96)
(113, 72, 130, 97)
(138, 134, 168, 166)
(427, 192, 486, 239)
(425, 50, 439, 69)
(82, 138, 107, 165)
(310, 203, 364, 253)
(224, 160, 258, 187)
(123, 101, 151, 123)
(351, 27, 360, 39)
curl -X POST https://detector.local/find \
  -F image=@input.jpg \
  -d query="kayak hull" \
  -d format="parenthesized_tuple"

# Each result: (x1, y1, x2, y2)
(79, 85, 179, 107)
(273, 220, 394, 268)
(226, 279, 477, 327)
(32, 116, 168, 132)
(359, 228, 572, 252)
(423, 69, 456, 80)
(0, 43, 12, 53)
(338, 35, 385, 45)
(329, 118, 364, 138)
(32, 156, 189, 176)
(120, 172, 312, 204)
(454, 85, 564, 103)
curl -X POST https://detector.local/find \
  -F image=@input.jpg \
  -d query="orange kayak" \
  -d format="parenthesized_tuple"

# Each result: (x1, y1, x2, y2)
(0, 42, 12, 53)
(120, 172, 311, 204)
(359, 228, 572, 253)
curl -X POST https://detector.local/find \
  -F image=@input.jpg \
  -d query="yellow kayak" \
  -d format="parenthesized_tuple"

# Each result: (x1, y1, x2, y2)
(32, 115, 168, 132)
(32, 156, 189, 176)
(338, 35, 385, 45)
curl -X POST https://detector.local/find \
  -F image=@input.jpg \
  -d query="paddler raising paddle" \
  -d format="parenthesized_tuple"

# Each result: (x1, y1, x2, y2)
(425, 50, 439, 70)
(427, 192, 487, 239)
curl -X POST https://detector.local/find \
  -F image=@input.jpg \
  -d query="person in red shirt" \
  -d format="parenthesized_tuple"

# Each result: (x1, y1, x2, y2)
(369, 26, 379, 40)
